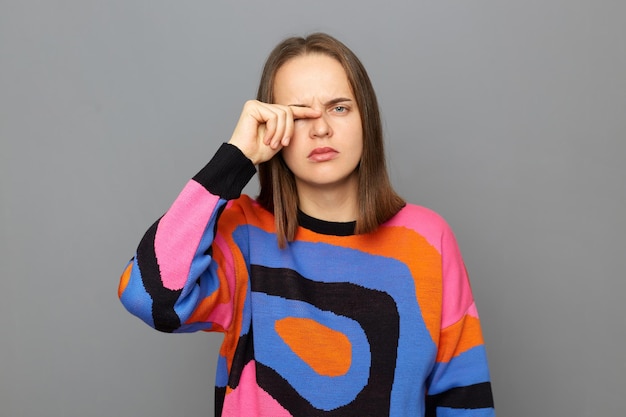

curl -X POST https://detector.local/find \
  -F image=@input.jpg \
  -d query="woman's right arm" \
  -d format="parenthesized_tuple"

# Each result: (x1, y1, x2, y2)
(118, 143, 256, 333)
(118, 101, 320, 333)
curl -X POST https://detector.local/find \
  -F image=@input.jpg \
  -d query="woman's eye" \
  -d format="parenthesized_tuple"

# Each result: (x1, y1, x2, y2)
(333, 106, 347, 113)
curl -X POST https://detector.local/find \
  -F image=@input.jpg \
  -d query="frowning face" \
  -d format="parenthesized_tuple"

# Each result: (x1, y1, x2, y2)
(273, 53, 363, 196)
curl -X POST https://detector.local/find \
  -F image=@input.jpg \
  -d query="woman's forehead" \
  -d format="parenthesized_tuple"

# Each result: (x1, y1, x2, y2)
(273, 54, 354, 104)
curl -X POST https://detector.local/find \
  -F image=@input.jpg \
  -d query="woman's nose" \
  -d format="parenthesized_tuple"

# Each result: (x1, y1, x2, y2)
(310, 114, 332, 138)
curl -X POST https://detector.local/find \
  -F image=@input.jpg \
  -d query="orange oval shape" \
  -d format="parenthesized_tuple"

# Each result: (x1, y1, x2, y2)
(275, 317, 352, 377)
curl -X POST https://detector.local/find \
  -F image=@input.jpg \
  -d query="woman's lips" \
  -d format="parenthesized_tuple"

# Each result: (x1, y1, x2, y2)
(308, 147, 339, 162)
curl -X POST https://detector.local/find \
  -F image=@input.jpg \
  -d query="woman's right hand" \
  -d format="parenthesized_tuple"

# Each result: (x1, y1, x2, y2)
(227, 100, 321, 165)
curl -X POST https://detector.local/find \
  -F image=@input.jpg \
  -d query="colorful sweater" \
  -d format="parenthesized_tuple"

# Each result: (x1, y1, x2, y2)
(119, 143, 495, 417)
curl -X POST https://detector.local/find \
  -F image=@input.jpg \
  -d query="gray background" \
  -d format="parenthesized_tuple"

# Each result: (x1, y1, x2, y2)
(1, 1, 624, 416)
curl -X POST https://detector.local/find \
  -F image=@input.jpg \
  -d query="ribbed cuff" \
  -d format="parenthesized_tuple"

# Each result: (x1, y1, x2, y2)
(192, 143, 256, 200)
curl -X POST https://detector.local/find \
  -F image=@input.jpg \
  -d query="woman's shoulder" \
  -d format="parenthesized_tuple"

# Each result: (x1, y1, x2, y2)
(221, 194, 274, 226)
(384, 203, 455, 244)
(227, 193, 256, 208)
(392, 203, 450, 227)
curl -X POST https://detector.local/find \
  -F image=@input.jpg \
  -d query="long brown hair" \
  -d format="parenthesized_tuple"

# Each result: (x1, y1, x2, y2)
(256, 33, 405, 247)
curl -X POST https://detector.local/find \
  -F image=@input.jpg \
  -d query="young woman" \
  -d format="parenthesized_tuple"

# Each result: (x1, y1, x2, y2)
(119, 33, 495, 417)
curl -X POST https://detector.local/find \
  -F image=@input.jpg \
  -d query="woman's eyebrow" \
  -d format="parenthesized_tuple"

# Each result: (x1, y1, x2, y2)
(325, 97, 352, 106)
(288, 98, 353, 107)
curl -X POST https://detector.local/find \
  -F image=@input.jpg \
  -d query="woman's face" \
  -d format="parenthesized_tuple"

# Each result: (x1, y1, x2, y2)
(273, 53, 363, 195)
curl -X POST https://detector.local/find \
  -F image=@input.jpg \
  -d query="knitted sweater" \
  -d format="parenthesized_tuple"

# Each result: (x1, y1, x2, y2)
(119, 143, 495, 417)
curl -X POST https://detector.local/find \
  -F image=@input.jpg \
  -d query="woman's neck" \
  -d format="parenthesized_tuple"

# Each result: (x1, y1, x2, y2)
(296, 179, 358, 222)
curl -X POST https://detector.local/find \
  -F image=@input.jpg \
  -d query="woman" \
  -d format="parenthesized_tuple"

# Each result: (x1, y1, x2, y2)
(119, 33, 495, 417)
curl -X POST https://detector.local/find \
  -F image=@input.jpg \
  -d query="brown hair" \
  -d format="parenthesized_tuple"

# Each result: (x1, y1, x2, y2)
(256, 33, 405, 247)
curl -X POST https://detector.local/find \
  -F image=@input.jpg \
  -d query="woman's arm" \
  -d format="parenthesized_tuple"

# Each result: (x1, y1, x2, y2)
(118, 101, 320, 333)
(118, 143, 255, 333)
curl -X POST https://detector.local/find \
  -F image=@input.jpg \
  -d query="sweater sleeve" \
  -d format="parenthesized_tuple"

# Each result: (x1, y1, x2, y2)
(118, 143, 256, 333)
(425, 224, 495, 416)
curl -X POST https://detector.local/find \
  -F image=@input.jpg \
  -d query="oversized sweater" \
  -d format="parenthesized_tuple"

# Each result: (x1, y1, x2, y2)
(119, 143, 495, 417)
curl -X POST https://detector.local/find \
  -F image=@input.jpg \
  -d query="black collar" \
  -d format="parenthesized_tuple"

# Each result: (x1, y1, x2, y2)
(297, 209, 356, 236)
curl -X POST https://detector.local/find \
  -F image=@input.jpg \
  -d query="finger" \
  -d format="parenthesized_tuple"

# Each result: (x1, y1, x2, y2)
(262, 111, 277, 145)
(252, 103, 280, 146)
(282, 108, 294, 147)
(262, 104, 298, 149)
(270, 107, 288, 149)
(260, 107, 285, 149)
(289, 105, 322, 120)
